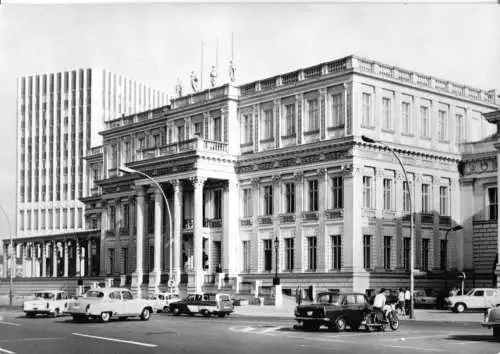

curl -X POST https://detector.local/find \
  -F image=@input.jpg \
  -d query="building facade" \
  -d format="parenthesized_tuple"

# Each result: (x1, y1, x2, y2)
(11, 69, 168, 277)
(3, 56, 499, 297)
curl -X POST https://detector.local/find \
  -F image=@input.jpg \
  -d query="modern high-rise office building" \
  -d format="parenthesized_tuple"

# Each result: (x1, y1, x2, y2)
(16, 69, 168, 239)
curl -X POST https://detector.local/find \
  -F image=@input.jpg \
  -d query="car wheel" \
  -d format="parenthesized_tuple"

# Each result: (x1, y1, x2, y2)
(172, 308, 181, 316)
(217, 312, 226, 318)
(493, 327, 500, 340)
(334, 317, 347, 332)
(201, 310, 211, 317)
(100, 312, 111, 323)
(388, 312, 399, 331)
(455, 303, 466, 313)
(140, 308, 151, 321)
(163, 306, 170, 313)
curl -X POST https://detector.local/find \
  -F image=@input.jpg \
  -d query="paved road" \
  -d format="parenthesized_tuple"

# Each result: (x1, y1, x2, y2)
(0, 312, 498, 354)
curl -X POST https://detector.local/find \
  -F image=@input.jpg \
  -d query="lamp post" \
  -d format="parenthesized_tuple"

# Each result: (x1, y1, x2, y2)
(444, 225, 463, 290)
(361, 135, 415, 319)
(0, 205, 13, 306)
(119, 166, 174, 290)
(273, 235, 280, 286)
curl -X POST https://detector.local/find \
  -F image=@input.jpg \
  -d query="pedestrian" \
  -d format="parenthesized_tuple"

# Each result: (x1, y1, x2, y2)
(397, 288, 405, 315)
(295, 286, 302, 305)
(404, 288, 411, 316)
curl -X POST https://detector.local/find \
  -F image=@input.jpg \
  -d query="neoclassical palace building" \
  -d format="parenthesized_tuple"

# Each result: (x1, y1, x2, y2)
(2, 56, 500, 297)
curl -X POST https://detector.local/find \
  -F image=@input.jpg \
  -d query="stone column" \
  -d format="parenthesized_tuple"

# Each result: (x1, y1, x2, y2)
(41, 242, 47, 277)
(21, 243, 26, 278)
(317, 168, 327, 272)
(149, 187, 164, 294)
(294, 172, 304, 272)
(374, 168, 385, 269)
(63, 240, 69, 277)
(172, 180, 183, 288)
(250, 178, 260, 273)
(450, 179, 462, 270)
(87, 239, 92, 277)
(114, 201, 121, 275)
(31, 243, 36, 277)
(223, 180, 240, 276)
(132, 187, 146, 298)
(52, 241, 57, 277)
(191, 176, 206, 293)
(75, 238, 81, 276)
(414, 173, 422, 269)
(395, 172, 404, 268)
(99, 203, 107, 276)
(2, 243, 8, 278)
(272, 175, 281, 273)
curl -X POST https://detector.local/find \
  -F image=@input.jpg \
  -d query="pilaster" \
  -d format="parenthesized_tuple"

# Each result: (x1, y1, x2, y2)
(296, 94, 303, 144)
(294, 171, 304, 272)
(132, 187, 145, 297)
(414, 173, 422, 269)
(99, 202, 107, 276)
(317, 168, 327, 272)
(75, 238, 81, 276)
(251, 178, 260, 273)
(41, 242, 47, 277)
(191, 176, 206, 293)
(63, 240, 68, 277)
(319, 88, 327, 140)
(450, 178, 462, 270)
(274, 98, 281, 149)
(52, 241, 57, 277)
(223, 180, 240, 276)
(172, 180, 183, 288)
(395, 172, 404, 268)
(150, 187, 164, 294)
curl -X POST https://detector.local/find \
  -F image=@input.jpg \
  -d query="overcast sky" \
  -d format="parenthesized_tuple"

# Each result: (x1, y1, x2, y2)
(0, 3, 499, 238)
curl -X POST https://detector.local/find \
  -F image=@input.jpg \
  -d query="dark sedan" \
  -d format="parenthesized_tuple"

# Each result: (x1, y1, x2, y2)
(294, 292, 370, 331)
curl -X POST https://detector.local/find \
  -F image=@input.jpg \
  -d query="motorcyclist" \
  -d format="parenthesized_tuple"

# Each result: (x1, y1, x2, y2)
(373, 288, 388, 323)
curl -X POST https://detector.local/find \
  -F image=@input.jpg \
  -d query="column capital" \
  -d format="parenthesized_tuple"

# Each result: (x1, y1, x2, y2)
(190, 176, 207, 189)
(154, 187, 164, 197)
(171, 179, 184, 191)
(316, 168, 327, 179)
(135, 186, 146, 198)
(293, 171, 303, 182)
(227, 180, 239, 190)
(272, 174, 282, 185)
(251, 177, 261, 188)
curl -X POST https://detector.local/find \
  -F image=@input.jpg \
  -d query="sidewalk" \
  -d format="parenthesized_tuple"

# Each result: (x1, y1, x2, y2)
(234, 305, 483, 323)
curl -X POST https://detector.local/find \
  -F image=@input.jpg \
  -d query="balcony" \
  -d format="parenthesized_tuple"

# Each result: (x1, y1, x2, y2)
(204, 218, 222, 228)
(279, 213, 295, 224)
(119, 227, 129, 235)
(105, 230, 114, 237)
(90, 187, 100, 196)
(302, 211, 319, 221)
(439, 216, 451, 226)
(137, 138, 228, 161)
(258, 216, 273, 225)
(421, 214, 434, 224)
(324, 209, 343, 220)
(239, 218, 253, 227)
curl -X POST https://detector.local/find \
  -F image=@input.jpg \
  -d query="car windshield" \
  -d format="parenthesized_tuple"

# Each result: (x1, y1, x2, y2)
(85, 290, 104, 298)
(316, 294, 342, 305)
(34, 292, 54, 299)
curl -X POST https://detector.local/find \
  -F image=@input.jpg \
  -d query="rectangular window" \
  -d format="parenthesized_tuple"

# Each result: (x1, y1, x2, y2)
(308, 236, 317, 271)
(284, 104, 296, 136)
(284, 182, 295, 213)
(109, 205, 116, 230)
(243, 115, 252, 143)
(384, 236, 392, 270)
(332, 176, 343, 209)
(263, 239, 272, 271)
(40, 210, 46, 230)
(123, 204, 129, 229)
(285, 238, 294, 271)
(62, 209, 67, 229)
(363, 235, 371, 269)
(177, 125, 185, 141)
(439, 186, 449, 216)
(124, 141, 131, 163)
(48, 210, 53, 229)
(242, 188, 253, 217)
(109, 144, 117, 169)
(438, 110, 447, 141)
(402, 102, 411, 134)
(382, 97, 392, 130)
(331, 93, 344, 127)
(363, 176, 372, 208)
(456, 114, 464, 144)
(403, 181, 411, 212)
(331, 235, 341, 270)
(121, 247, 128, 273)
(440, 239, 448, 270)
(242, 241, 251, 272)
(194, 122, 203, 138)
(308, 180, 318, 211)
(261, 109, 273, 140)
(421, 183, 430, 213)
(421, 106, 429, 138)
(108, 248, 115, 274)
(263, 185, 273, 215)
(421, 238, 429, 271)
(362, 92, 372, 127)
(307, 99, 319, 131)
(69, 209, 75, 228)
(214, 189, 222, 219)
(488, 187, 498, 221)
(403, 237, 410, 271)
(383, 178, 392, 210)
(213, 117, 222, 141)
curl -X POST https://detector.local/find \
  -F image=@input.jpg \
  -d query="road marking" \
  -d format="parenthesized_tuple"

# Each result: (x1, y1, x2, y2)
(72, 333, 158, 348)
(0, 347, 15, 354)
(261, 326, 281, 333)
(241, 327, 254, 333)
(0, 321, 20, 327)
(0, 338, 63, 343)
(388, 345, 444, 352)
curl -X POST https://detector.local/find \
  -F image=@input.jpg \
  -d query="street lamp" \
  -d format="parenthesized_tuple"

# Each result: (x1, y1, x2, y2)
(0, 205, 13, 306)
(119, 166, 174, 290)
(361, 135, 416, 319)
(273, 235, 280, 286)
(444, 225, 463, 290)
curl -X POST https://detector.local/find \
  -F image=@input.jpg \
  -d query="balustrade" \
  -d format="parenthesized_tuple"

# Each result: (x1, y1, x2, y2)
(302, 211, 319, 221)
(258, 216, 273, 225)
(239, 218, 253, 226)
(421, 214, 434, 224)
(279, 213, 295, 223)
(324, 209, 343, 220)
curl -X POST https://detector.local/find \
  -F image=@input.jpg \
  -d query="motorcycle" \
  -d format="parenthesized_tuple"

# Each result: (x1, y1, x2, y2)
(363, 303, 399, 331)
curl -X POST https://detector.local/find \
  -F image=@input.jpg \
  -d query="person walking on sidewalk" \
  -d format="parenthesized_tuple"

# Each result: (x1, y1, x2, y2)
(404, 288, 411, 316)
(397, 288, 405, 315)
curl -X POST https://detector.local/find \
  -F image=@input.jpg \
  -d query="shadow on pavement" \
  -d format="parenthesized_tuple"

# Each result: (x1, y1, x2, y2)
(446, 334, 499, 343)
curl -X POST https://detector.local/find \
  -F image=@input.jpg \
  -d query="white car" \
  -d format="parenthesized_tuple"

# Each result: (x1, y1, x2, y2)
(65, 287, 154, 323)
(149, 292, 181, 313)
(446, 288, 500, 313)
(23, 290, 72, 317)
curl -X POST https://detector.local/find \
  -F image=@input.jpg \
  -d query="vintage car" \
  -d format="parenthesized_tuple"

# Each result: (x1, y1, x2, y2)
(294, 292, 370, 331)
(149, 292, 181, 313)
(169, 293, 234, 317)
(446, 288, 500, 313)
(481, 304, 500, 340)
(65, 287, 154, 323)
(414, 289, 437, 308)
(23, 290, 73, 317)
